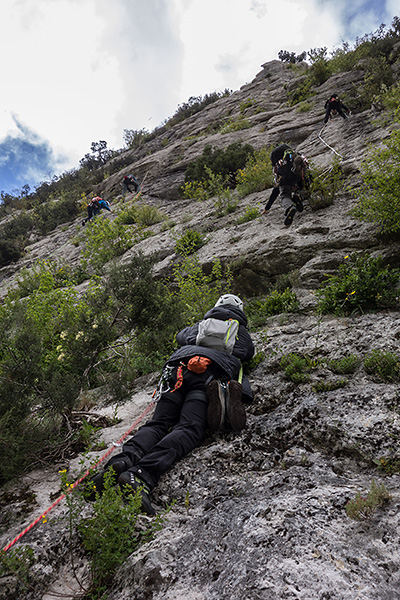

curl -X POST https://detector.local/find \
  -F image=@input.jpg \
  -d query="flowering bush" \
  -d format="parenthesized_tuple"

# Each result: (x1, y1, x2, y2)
(316, 253, 400, 315)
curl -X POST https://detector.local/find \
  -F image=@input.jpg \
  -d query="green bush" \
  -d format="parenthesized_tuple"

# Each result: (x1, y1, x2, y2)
(165, 90, 231, 128)
(346, 479, 391, 521)
(236, 207, 260, 225)
(0, 546, 35, 592)
(280, 353, 311, 384)
(373, 456, 400, 475)
(236, 147, 275, 197)
(81, 218, 135, 271)
(358, 55, 394, 109)
(0, 238, 23, 266)
(184, 142, 255, 186)
(244, 351, 265, 374)
(174, 229, 206, 256)
(173, 255, 232, 324)
(328, 354, 360, 374)
(351, 127, 400, 233)
(116, 204, 165, 227)
(0, 212, 35, 267)
(46, 469, 167, 597)
(308, 47, 332, 85)
(308, 159, 344, 210)
(34, 194, 79, 234)
(285, 48, 331, 106)
(1, 211, 34, 239)
(287, 78, 315, 106)
(247, 289, 299, 328)
(316, 253, 400, 315)
(377, 81, 400, 113)
(296, 101, 312, 113)
(219, 116, 252, 134)
(329, 19, 400, 75)
(0, 253, 185, 483)
(180, 180, 209, 202)
(363, 349, 400, 382)
(313, 378, 347, 392)
(8, 259, 88, 300)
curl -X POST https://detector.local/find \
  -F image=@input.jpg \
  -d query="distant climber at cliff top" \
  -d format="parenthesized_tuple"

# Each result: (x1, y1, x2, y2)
(82, 196, 111, 226)
(323, 93, 350, 124)
(262, 144, 310, 227)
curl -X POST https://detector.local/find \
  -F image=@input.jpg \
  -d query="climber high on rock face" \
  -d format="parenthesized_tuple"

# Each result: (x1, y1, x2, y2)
(262, 144, 310, 227)
(323, 93, 350, 124)
(82, 197, 112, 226)
(122, 174, 141, 196)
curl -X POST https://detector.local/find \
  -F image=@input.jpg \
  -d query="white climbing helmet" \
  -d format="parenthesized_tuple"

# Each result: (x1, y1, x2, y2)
(214, 294, 243, 311)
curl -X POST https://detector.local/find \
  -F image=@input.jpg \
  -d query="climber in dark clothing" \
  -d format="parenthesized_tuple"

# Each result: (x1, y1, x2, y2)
(122, 174, 141, 195)
(87, 294, 254, 515)
(323, 94, 349, 124)
(263, 145, 308, 227)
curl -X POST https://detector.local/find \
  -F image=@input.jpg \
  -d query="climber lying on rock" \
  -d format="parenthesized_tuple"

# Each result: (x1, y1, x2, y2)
(86, 294, 255, 515)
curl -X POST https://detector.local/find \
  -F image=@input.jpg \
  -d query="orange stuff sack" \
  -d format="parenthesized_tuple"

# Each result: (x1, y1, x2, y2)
(187, 356, 212, 374)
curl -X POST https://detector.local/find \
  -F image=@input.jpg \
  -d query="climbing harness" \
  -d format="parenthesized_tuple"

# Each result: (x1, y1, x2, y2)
(2, 397, 156, 553)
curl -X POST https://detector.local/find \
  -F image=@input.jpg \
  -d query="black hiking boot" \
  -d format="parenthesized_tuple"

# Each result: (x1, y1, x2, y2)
(118, 471, 156, 516)
(292, 194, 303, 213)
(206, 380, 226, 431)
(284, 206, 296, 227)
(226, 381, 246, 431)
(85, 460, 129, 501)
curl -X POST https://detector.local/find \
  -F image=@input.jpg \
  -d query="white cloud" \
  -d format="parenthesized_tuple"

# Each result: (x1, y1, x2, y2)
(0, 0, 398, 193)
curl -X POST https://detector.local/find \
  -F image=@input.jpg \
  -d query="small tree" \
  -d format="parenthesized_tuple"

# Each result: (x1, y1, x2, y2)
(278, 50, 306, 63)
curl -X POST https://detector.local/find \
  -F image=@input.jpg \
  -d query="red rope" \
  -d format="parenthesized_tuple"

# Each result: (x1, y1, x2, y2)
(2, 399, 155, 553)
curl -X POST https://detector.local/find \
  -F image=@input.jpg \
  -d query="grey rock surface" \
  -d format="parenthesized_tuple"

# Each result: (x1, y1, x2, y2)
(1, 59, 400, 600)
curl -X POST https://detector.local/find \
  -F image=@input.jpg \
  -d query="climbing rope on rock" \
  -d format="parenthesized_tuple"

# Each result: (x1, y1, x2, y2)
(317, 125, 344, 160)
(2, 398, 156, 553)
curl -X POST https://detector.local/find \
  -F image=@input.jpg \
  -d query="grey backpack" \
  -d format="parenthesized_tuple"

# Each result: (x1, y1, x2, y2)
(196, 318, 239, 354)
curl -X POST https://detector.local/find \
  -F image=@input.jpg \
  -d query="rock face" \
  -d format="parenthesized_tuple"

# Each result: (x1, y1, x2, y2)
(1, 59, 400, 600)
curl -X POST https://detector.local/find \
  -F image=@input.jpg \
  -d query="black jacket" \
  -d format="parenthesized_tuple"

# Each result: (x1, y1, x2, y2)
(169, 305, 255, 402)
(325, 97, 349, 112)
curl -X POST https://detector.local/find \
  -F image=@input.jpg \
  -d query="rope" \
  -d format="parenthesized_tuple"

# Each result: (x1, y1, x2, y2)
(317, 125, 344, 160)
(2, 398, 156, 553)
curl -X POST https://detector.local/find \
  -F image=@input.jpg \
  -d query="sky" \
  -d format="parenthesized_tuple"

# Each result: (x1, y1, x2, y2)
(0, 0, 397, 196)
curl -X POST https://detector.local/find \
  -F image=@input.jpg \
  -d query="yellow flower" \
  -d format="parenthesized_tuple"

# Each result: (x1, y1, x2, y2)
(42, 518, 47, 524)
(58, 469, 67, 474)
(344, 255, 349, 259)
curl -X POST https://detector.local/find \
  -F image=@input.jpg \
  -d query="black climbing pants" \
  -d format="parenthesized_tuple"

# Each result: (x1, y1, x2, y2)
(114, 367, 212, 489)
